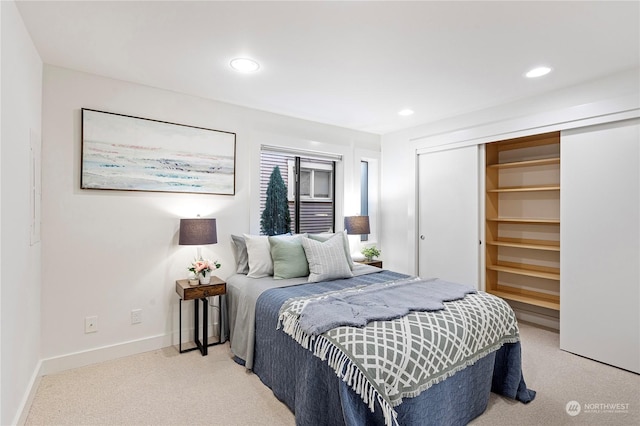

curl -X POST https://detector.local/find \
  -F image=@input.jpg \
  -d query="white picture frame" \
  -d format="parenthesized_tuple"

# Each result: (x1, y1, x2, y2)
(81, 109, 236, 195)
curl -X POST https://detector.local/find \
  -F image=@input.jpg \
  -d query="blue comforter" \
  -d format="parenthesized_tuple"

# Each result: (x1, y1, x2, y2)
(298, 277, 477, 335)
(247, 270, 535, 425)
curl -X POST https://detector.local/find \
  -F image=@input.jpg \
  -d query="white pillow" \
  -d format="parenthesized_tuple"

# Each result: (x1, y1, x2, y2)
(230, 234, 249, 274)
(308, 230, 355, 270)
(301, 234, 354, 283)
(243, 234, 273, 278)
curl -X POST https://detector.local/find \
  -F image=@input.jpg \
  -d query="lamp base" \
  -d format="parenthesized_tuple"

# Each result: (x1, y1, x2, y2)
(351, 251, 365, 262)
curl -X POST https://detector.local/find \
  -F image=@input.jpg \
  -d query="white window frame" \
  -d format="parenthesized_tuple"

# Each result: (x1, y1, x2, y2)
(287, 159, 333, 202)
(357, 154, 380, 245)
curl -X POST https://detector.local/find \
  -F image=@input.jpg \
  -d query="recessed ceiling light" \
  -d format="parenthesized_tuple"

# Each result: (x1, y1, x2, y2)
(230, 57, 260, 73)
(398, 109, 414, 116)
(525, 66, 552, 78)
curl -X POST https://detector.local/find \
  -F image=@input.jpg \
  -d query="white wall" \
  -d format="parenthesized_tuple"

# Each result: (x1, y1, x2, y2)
(40, 66, 379, 370)
(1, 1, 43, 424)
(380, 68, 640, 276)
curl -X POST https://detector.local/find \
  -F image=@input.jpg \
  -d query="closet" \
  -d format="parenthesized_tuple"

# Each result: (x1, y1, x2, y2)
(560, 119, 639, 374)
(417, 145, 479, 287)
(485, 132, 561, 311)
(417, 116, 638, 373)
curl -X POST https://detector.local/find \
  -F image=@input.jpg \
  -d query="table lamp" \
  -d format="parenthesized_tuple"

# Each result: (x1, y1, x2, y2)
(344, 216, 370, 261)
(179, 217, 217, 260)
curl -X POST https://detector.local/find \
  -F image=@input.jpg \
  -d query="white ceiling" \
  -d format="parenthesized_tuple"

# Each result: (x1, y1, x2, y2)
(16, 1, 640, 134)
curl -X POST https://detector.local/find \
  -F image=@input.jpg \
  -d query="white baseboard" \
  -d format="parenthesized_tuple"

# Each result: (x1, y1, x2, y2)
(14, 334, 170, 424)
(41, 314, 221, 375)
(18, 319, 223, 423)
(511, 303, 560, 331)
(41, 333, 172, 376)
(13, 360, 44, 426)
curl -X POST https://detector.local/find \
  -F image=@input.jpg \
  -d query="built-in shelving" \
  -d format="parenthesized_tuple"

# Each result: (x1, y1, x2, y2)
(488, 157, 560, 169)
(488, 288, 560, 311)
(487, 184, 560, 193)
(487, 263, 560, 281)
(487, 218, 560, 224)
(486, 238, 560, 252)
(485, 131, 561, 312)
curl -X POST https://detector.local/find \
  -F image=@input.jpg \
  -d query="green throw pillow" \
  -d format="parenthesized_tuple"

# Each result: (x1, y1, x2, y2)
(269, 234, 309, 279)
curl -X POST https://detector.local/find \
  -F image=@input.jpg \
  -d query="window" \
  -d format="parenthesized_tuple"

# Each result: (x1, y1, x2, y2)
(360, 161, 369, 241)
(357, 155, 379, 243)
(260, 150, 336, 234)
(288, 160, 333, 202)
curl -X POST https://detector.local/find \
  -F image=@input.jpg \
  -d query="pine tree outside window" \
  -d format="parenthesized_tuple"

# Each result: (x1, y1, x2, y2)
(259, 150, 335, 235)
(260, 166, 291, 236)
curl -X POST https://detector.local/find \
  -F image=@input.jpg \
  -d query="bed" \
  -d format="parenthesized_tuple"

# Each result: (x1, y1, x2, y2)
(224, 233, 535, 426)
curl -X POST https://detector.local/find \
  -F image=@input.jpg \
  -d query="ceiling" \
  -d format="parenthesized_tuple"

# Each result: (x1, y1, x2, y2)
(16, 1, 640, 134)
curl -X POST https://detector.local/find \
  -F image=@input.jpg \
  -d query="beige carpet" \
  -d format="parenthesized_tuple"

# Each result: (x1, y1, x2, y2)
(25, 323, 638, 425)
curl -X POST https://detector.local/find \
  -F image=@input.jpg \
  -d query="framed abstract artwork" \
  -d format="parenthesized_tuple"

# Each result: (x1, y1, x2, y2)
(81, 109, 236, 195)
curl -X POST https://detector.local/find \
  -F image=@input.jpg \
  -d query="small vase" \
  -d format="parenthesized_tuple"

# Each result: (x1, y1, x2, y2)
(199, 271, 211, 285)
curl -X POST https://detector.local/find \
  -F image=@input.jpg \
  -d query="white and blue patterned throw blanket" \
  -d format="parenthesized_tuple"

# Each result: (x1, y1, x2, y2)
(278, 278, 520, 426)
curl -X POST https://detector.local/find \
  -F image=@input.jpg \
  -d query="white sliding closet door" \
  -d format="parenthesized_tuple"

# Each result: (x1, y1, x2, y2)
(418, 145, 480, 287)
(560, 119, 639, 373)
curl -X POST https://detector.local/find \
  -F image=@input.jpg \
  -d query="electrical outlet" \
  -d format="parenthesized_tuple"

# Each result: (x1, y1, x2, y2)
(131, 309, 142, 324)
(85, 316, 98, 333)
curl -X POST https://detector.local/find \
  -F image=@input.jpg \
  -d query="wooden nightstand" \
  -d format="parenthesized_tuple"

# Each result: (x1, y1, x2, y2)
(176, 277, 226, 356)
(357, 259, 383, 268)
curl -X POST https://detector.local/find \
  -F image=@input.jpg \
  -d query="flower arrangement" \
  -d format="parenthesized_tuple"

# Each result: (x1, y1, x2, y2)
(188, 258, 221, 276)
(361, 246, 380, 262)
